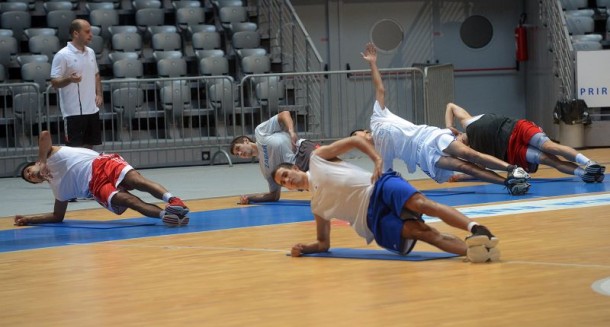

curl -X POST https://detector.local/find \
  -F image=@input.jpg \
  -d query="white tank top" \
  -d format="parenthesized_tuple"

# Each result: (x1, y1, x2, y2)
(47, 147, 98, 201)
(308, 154, 375, 244)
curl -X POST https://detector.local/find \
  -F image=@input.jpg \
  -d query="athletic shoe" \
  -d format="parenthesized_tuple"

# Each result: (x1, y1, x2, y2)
(165, 197, 190, 216)
(582, 172, 605, 183)
(505, 181, 531, 195)
(506, 166, 530, 185)
(584, 161, 605, 175)
(466, 225, 500, 263)
(466, 225, 499, 248)
(162, 213, 190, 226)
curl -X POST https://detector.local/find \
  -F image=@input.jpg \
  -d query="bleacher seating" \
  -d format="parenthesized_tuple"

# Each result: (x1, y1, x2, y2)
(0, 0, 277, 147)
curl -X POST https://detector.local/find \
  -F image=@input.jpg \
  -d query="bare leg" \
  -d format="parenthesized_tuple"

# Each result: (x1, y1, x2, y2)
(540, 139, 581, 162)
(120, 170, 169, 200)
(401, 220, 467, 255)
(538, 152, 579, 175)
(405, 193, 471, 230)
(111, 191, 163, 218)
(436, 156, 506, 185)
(444, 141, 511, 171)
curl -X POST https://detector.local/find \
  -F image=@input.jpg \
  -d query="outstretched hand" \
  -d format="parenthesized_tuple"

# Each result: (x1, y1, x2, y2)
(14, 215, 29, 226)
(361, 42, 377, 63)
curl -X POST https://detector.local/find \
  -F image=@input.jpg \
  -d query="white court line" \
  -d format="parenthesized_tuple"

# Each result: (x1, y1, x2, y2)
(423, 192, 610, 222)
(66, 242, 287, 253)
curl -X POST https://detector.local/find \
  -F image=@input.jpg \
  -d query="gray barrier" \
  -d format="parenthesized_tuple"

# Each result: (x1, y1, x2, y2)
(0, 66, 455, 177)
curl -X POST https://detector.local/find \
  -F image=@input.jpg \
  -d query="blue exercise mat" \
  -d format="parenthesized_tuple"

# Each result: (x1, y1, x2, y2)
(299, 248, 459, 261)
(35, 219, 157, 229)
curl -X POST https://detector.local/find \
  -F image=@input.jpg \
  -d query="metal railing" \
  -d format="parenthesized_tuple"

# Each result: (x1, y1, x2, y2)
(0, 64, 455, 177)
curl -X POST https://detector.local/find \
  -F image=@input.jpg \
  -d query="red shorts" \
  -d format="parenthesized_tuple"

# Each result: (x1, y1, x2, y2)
(88, 154, 134, 214)
(506, 120, 543, 173)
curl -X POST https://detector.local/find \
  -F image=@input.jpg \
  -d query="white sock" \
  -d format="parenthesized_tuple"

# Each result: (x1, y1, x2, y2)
(162, 192, 173, 203)
(575, 153, 590, 166)
(574, 167, 584, 177)
(467, 221, 479, 232)
(159, 210, 166, 219)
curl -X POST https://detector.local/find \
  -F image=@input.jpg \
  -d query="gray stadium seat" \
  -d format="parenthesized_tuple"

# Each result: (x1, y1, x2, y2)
(241, 55, 271, 75)
(1, 10, 31, 42)
(219, 6, 248, 30)
(43, 1, 73, 12)
(28, 35, 61, 63)
(108, 51, 140, 63)
(21, 62, 52, 93)
(195, 49, 225, 59)
(0, 29, 13, 37)
(152, 50, 183, 61)
(0, 2, 28, 12)
(109, 25, 139, 36)
(112, 58, 143, 79)
(255, 76, 285, 110)
(152, 32, 182, 56)
(560, 0, 588, 10)
(176, 7, 208, 32)
(157, 57, 187, 77)
(0, 36, 18, 67)
(172, 1, 202, 9)
(199, 56, 229, 76)
(24, 28, 57, 40)
(111, 32, 143, 53)
(132, 0, 162, 10)
(47, 10, 77, 44)
(135, 8, 165, 34)
(90, 9, 120, 42)
(16, 54, 49, 66)
(86, 2, 115, 13)
(192, 31, 221, 51)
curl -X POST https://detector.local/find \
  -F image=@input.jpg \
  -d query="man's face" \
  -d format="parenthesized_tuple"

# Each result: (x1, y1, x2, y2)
(232, 141, 254, 159)
(274, 166, 306, 190)
(352, 130, 373, 142)
(23, 163, 45, 184)
(74, 22, 93, 46)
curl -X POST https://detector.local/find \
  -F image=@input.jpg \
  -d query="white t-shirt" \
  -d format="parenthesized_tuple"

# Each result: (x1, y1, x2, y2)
(47, 147, 98, 201)
(370, 101, 454, 182)
(255, 114, 296, 192)
(50, 42, 100, 118)
(308, 154, 375, 244)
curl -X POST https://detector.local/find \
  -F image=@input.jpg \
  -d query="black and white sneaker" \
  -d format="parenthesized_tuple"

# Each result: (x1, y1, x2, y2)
(584, 161, 605, 175)
(162, 213, 190, 227)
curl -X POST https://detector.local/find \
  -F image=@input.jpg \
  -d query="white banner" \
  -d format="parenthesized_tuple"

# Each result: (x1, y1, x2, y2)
(576, 50, 610, 107)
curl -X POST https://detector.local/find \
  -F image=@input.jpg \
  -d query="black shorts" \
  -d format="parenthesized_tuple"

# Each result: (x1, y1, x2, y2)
(64, 112, 102, 147)
(295, 140, 320, 171)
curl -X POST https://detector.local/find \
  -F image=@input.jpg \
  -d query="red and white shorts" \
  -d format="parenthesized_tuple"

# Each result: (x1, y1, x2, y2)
(88, 153, 134, 214)
(507, 119, 544, 172)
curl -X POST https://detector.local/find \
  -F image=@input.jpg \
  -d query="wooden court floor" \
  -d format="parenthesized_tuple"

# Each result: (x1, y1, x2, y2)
(1, 148, 609, 326)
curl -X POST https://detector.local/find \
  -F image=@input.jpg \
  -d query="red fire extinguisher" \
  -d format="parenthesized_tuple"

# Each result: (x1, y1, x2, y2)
(515, 13, 528, 62)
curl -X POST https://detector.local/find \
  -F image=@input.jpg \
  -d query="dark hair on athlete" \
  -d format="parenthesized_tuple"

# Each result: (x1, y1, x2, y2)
(271, 162, 298, 184)
(20, 162, 37, 184)
(349, 129, 371, 137)
(229, 135, 254, 155)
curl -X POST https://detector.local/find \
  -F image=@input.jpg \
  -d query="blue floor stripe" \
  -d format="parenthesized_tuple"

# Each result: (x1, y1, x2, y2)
(1, 175, 607, 253)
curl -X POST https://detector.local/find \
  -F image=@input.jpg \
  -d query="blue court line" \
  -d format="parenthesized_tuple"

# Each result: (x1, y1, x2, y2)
(0, 175, 607, 253)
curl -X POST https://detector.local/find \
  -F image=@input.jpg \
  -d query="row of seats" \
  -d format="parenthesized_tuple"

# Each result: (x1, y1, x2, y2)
(562, 0, 610, 51)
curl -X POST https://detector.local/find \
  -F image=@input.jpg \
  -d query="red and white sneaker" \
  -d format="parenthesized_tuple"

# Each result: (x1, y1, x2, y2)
(162, 213, 190, 227)
(165, 197, 189, 217)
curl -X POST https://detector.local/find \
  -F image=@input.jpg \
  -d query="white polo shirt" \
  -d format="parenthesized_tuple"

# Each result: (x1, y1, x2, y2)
(51, 42, 100, 118)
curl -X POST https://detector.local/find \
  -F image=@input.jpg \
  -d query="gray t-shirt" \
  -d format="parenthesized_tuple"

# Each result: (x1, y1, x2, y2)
(255, 115, 296, 192)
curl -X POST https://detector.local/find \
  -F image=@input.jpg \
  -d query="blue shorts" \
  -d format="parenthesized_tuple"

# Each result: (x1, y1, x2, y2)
(367, 174, 420, 255)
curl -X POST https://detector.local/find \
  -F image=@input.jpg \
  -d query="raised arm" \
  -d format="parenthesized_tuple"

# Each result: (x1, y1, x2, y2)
(445, 102, 473, 129)
(362, 43, 385, 109)
(314, 135, 383, 183)
(290, 214, 331, 256)
(277, 111, 298, 148)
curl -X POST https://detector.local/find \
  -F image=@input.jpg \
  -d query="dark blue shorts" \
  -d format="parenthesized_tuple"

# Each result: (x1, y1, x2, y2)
(367, 175, 419, 255)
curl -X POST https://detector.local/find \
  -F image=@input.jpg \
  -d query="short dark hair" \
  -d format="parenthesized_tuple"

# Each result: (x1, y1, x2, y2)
(20, 162, 37, 184)
(271, 162, 297, 183)
(229, 135, 254, 155)
(69, 19, 82, 37)
(349, 129, 366, 137)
